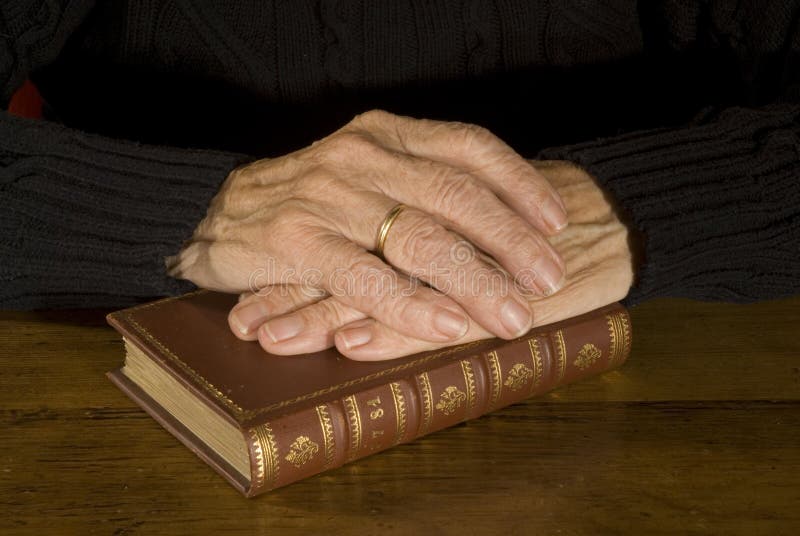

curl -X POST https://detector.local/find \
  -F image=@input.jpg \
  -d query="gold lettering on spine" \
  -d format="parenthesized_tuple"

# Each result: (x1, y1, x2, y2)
(553, 330, 567, 383)
(487, 351, 503, 410)
(528, 338, 544, 396)
(315, 404, 335, 470)
(343, 395, 362, 461)
(606, 313, 631, 367)
(460, 359, 476, 415)
(418, 372, 434, 434)
(390, 382, 407, 444)
(366, 396, 384, 420)
(249, 423, 279, 491)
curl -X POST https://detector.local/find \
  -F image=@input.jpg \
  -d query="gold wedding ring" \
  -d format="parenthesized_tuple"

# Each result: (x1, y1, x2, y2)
(374, 203, 407, 260)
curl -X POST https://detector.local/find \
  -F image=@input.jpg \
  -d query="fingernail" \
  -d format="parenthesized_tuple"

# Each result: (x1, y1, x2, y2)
(533, 257, 565, 297)
(433, 308, 469, 339)
(337, 326, 373, 349)
(261, 315, 303, 343)
(500, 298, 532, 337)
(231, 301, 270, 335)
(542, 196, 568, 232)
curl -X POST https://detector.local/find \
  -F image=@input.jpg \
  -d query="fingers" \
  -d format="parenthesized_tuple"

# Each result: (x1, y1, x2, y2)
(246, 292, 491, 360)
(289, 233, 471, 343)
(356, 150, 566, 297)
(256, 296, 368, 355)
(241, 122, 566, 301)
(351, 110, 568, 235)
(228, 286, 325, 340)
(242, 224, 630, 361)
(377, 206, 535, 338)
(523, 221, 634, 327)
(301, 189, 536, 338)
(291, 142, 566, 298)
(334, 316, 493, 361)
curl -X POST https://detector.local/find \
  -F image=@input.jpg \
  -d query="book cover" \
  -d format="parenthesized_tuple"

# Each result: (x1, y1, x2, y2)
(107, 290, 631, 496)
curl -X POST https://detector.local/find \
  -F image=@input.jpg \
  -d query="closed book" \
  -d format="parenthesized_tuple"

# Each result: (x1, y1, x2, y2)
(106, 290, 632, 497)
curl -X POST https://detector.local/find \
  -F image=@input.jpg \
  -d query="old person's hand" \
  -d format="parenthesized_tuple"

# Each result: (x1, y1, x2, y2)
(168, 111, 568, 345)
(228, 160, 635, 360)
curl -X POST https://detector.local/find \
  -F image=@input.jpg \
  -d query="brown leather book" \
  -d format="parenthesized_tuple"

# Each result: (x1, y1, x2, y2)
(106, 290, 631, 497)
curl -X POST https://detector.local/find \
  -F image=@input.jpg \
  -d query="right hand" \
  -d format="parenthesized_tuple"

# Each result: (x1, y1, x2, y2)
(168, 110, 567, 344)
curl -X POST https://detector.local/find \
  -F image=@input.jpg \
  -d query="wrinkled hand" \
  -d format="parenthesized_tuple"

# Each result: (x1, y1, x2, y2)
(169, 111, 568, 347)
(230, 160, 635, 360)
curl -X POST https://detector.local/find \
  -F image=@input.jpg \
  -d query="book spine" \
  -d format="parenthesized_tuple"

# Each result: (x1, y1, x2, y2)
(244, 307, 631, 496)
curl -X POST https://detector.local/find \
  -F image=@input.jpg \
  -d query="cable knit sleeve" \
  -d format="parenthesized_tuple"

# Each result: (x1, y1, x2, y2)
(540, 105, 800, 304)
(0, 1, 251, 308)
(0, 112, 250, 308)
(541, 0, 800, 305)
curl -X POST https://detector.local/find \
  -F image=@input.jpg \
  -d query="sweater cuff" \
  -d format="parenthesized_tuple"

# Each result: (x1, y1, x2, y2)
(539, 105, 800, 305)
(0, 112, 252, 308)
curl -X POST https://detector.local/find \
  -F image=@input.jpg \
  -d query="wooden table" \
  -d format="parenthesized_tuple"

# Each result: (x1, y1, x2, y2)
(1, 297, 799, 535)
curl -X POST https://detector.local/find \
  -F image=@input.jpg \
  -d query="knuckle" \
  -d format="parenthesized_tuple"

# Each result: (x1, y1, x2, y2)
(387, 295, 418, 325)
(316, 299, 352, 328)
(432, 171, 488, 219)
(499, 226, 543, 264)
(312, 131, 385, 167)
(351, 109, 393, 127)
(212, 180, 257, 213)
(198, 210, 237, 240)
(397, 218, 450, 266)
(510, 169, 552, 205)
(448, 121, 496, 148)
(225, 165, 250, 185)
(528, 186, 552, 208)
(306, 132, 362, 164)
(330, 131, 374, 154)
(432, 171, 471, 208)
(344, 257, 394, 309)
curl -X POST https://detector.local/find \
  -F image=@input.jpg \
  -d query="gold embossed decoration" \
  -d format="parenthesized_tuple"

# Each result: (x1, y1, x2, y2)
(418, 373, 434, 433)
(553, 330, 567, 382)
(249, 423, 279, 491)
(573, 343, 602, 370)
(460, 360, 476, 411)
(389, 382, 407, 444)
(504, 363, 534, 391)
(315, 405, 335, 469)
(606, 313, 631, 367)
(527, 338, 544, 396)
(343, 395, 363, 461)
(435, 386, 467, 415)
(284, 435, 320, 468)
(487, 351, 503, 410)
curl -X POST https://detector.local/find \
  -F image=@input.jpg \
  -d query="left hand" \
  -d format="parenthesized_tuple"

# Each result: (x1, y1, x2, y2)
(228, 160, 636, 360)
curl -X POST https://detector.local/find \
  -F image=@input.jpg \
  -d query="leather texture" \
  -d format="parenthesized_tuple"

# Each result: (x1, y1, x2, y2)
(108, 290, 631, 497)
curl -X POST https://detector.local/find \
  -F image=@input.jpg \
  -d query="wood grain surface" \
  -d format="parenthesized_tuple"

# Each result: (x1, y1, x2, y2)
(1, 297, 799, 535)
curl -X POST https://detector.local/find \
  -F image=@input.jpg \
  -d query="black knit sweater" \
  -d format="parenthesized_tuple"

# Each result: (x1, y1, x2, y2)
(1, 0, 798, 309)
